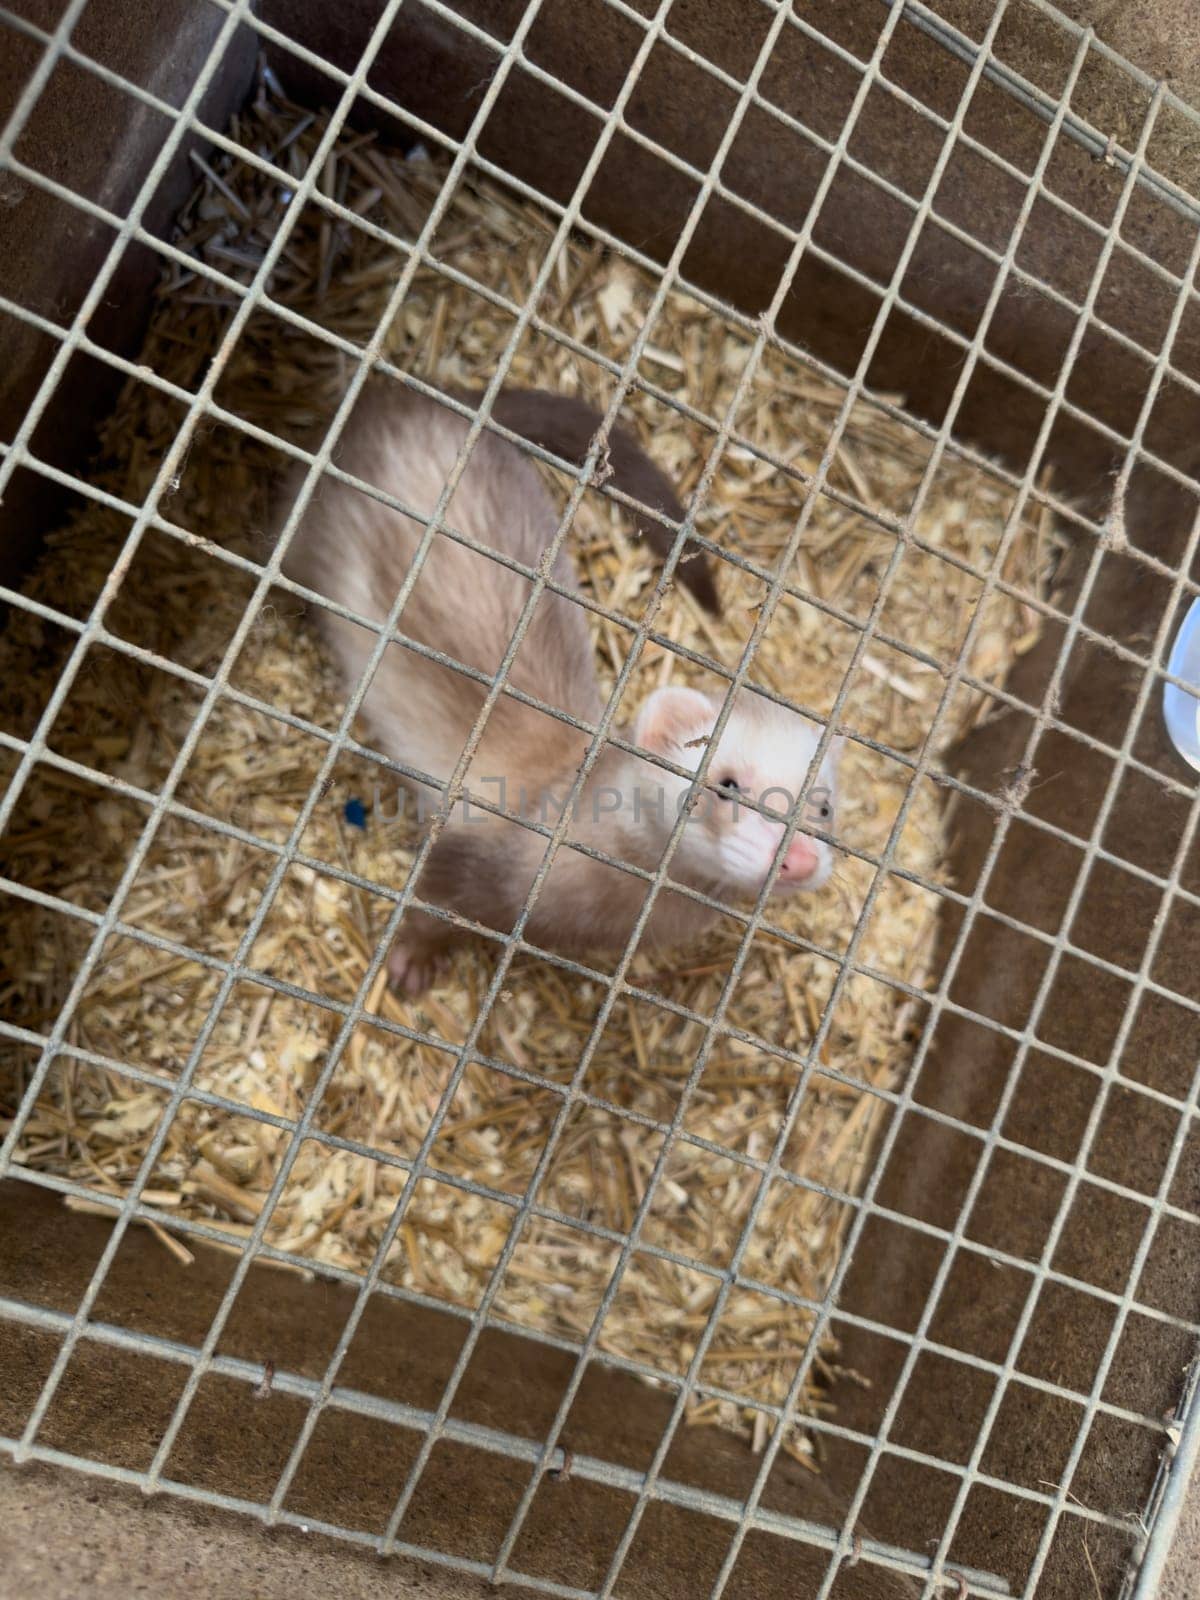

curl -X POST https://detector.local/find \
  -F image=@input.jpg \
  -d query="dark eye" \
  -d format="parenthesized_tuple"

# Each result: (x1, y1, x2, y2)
(811, 786, 834, 825)
(716, 776, 741, 800)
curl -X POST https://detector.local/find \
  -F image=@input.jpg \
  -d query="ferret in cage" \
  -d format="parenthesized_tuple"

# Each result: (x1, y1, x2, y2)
(282, 380, 843, 992)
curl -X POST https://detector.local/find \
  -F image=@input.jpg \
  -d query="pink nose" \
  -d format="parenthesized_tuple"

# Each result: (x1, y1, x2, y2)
(781, 835, 819, 880)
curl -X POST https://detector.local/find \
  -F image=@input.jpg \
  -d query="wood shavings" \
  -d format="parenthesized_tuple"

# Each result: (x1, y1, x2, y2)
(0, 85, 1068, 1466)
(595, 259, 638, 335)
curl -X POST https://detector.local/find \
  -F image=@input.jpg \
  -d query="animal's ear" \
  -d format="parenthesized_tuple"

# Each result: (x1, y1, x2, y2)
(632, 686, 715, 757)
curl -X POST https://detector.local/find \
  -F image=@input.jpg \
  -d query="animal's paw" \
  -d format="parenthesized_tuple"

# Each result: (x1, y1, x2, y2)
(387, 939, 447, 997)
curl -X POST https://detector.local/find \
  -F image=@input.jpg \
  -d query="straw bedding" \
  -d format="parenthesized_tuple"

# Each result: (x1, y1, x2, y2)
(0, 84, 1066, 1462)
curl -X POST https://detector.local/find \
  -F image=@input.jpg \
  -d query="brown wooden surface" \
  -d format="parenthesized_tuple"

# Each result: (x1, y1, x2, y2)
(0, 1180, 918, 1597)
(0, 0, 256, 587)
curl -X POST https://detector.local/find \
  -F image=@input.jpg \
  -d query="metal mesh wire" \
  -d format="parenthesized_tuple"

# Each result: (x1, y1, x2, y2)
(0, 1, 1199, 1596)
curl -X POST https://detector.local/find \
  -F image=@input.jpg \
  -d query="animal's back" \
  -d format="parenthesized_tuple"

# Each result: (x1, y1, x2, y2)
(282, 382, 601, 790)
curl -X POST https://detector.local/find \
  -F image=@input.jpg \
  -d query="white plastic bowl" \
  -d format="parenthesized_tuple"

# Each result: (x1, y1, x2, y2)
(1163, 596, 1200, 774)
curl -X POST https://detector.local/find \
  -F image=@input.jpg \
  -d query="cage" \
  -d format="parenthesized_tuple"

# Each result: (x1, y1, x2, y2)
(1, 2, 1199, 1598)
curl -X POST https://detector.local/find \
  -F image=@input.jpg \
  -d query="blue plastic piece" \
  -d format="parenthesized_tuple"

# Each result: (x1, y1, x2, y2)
(1164, 597, 1200, 776)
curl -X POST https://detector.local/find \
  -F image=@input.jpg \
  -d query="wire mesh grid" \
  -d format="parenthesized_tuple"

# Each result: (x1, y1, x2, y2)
(0, 0, 1198, 1596)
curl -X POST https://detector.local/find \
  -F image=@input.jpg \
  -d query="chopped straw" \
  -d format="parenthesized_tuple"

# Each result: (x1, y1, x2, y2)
(0, 86, 1067, 1462)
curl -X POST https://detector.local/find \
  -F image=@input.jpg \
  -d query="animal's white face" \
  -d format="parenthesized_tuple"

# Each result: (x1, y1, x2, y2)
(631, 686, 842, 899)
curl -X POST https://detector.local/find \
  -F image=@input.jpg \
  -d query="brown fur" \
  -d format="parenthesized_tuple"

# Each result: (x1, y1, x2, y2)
(471, 387, 721, 616)
(287, 380, 599, 772)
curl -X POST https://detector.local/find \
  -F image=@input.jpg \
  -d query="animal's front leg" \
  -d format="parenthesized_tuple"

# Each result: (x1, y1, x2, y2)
(387, 907, 459, 996)
(387, 823, 511, 995)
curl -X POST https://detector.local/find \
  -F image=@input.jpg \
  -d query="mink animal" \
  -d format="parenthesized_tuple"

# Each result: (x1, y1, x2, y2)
(282, 380, 841, 993)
